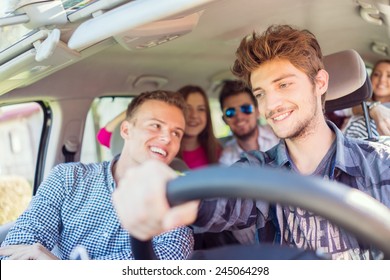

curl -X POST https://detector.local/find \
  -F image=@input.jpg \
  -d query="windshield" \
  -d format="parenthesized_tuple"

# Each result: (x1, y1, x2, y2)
(62, 0, 97, 10)
(0, 1, 31, 52)
(0, 0, 96, 52)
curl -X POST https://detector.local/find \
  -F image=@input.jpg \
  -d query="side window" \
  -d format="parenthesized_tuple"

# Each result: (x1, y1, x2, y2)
(80, 97, 134, 163)
(0, 102, 44, 225)
(209, 97, 230, 138)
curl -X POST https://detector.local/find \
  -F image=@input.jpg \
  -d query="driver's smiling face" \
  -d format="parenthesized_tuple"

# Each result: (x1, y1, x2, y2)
(251, 58, 322, 140)
(121, 100, 185, 165)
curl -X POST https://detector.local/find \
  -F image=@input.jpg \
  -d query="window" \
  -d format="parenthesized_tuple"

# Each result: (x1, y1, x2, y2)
(81, 96, 134, 163)
(209, 97, 230, 138)
(0, 102, 44, 225)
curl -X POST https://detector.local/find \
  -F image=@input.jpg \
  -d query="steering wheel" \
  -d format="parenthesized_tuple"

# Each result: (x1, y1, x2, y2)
(130, 166, 390, 260)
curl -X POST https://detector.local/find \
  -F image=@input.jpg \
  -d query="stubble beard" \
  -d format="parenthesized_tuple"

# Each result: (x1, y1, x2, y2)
(276, 95, 320, 141)
(233, 123, 258, 141)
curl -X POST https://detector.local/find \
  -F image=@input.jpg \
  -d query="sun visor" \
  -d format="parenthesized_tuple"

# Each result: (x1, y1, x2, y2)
(0, 29, 81, 96)
(67, 0, 218, 51)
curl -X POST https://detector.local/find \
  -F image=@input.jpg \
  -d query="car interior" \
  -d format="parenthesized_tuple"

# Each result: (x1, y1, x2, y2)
(1, 0, 390, 259)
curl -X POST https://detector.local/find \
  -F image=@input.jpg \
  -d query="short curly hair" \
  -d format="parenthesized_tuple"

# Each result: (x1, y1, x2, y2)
(126, 90, 188, 120)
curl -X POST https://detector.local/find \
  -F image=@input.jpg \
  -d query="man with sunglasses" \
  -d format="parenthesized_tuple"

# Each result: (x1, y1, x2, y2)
(218, 80, 278, 166)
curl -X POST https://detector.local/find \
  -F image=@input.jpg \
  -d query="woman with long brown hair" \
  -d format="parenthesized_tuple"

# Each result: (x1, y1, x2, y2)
(177, 85, 222, 169)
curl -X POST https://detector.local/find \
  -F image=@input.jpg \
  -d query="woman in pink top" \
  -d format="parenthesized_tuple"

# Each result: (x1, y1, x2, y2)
(177, 85, 222, 169)
(96, 111, 126, 148)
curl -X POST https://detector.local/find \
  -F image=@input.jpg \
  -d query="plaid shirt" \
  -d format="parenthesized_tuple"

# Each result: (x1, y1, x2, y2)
(1, 160, 193, 260)
(195, 121, 390, 259)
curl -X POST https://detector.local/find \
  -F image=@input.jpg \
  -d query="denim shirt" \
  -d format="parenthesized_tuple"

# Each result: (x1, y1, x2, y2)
(194, 121, 390, 259)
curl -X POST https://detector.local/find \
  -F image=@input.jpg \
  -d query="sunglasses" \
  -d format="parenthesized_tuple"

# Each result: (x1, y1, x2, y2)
(224, 104, 254, 118)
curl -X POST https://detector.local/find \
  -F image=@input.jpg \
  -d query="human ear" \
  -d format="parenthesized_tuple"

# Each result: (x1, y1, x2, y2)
(315, 69, 329, 96)
(120, 120, 132, 139)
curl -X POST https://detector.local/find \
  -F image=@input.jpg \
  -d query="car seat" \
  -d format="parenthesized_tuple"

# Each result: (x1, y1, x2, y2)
(324, 49, 380, 141)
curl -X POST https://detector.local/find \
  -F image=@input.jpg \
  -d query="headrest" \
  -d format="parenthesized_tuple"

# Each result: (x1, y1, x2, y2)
(110, 125, 123, 157)
(324, 49, 372, 112)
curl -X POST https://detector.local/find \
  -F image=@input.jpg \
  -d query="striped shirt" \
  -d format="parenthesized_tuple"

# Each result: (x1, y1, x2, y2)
(343, 116, 379, 139)
(0, 160, 193, 260)
(194, 121, 390, 259)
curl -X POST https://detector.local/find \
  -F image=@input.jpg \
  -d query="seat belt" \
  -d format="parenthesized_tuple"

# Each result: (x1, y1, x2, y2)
(362, 101, 378, 142)
(255, 204, 279, 244)
(62, 139, 78, 163)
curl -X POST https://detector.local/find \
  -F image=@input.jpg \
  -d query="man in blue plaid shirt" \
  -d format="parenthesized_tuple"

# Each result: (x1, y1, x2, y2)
(0, 90, 194, 260)
(112, 25, 390, 260)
